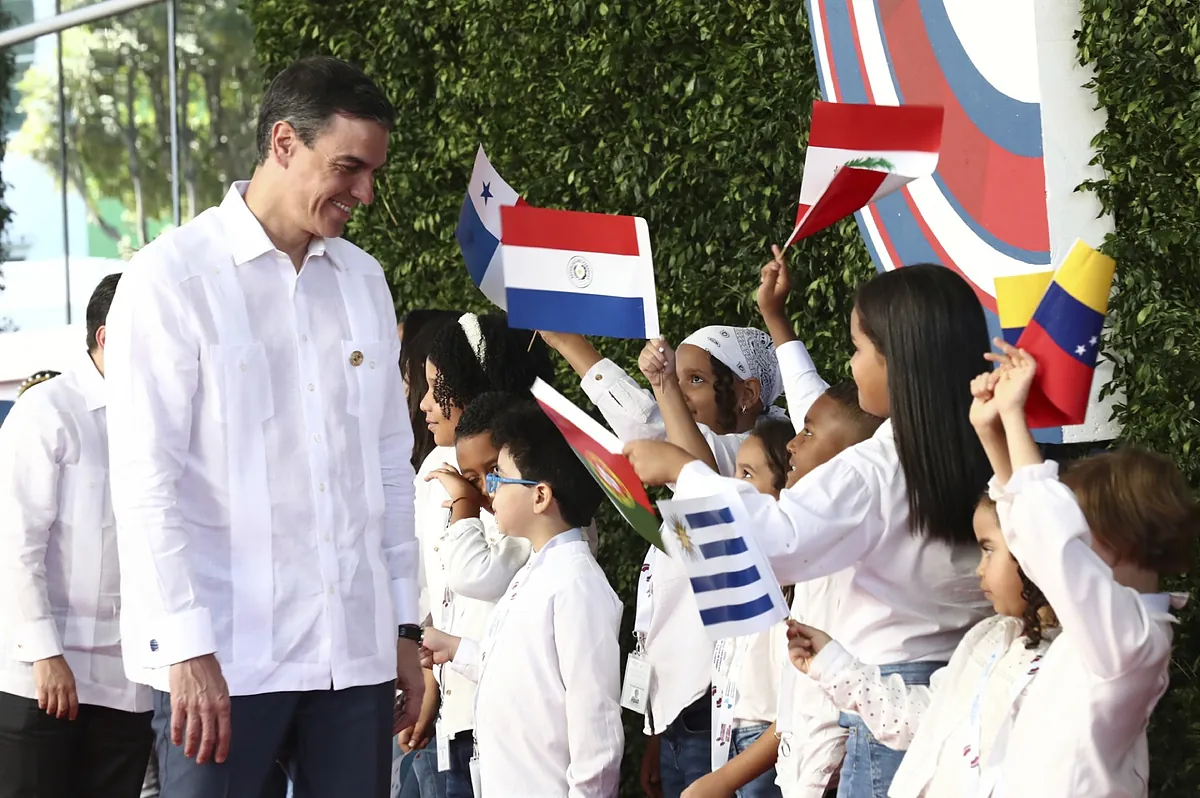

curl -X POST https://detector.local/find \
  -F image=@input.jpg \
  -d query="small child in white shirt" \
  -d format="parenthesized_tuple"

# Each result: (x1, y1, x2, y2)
(784, 488, 1056, 798)
(421, 403, 624, 798)
(973, 341, 1197, 797)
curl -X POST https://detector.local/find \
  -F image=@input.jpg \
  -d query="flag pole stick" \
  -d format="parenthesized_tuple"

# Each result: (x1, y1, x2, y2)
(527, 330, 540, 352)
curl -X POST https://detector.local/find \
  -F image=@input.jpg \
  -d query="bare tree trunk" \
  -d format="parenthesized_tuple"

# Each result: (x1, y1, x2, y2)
(123, 60, 148, 247)
(178, 61, 197, 220)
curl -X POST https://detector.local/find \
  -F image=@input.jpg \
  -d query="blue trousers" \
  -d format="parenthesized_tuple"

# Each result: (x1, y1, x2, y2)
(835, 662, 944, 798)
(443, 731, 475, 798)
(152, 682, 393, 798)
(659, 703, 711, 798)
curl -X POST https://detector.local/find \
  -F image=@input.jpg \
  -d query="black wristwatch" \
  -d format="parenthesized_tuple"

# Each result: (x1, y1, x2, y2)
(398, 624, 423, 644)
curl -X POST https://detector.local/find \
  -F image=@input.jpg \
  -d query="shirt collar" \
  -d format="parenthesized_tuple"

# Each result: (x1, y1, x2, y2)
(75, 348, 106, 411)
(1141, 592, 1189, 614)
(219, 181, 330, 267)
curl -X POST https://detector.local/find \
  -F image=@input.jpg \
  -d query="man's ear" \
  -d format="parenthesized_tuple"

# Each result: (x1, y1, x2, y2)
(270, 120, 300, 167)
(95, 325, 107, 351)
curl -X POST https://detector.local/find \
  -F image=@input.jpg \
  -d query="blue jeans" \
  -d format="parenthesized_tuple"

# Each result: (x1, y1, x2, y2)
(835, 662, 945, 798)
(659, 705, 711, 798)
(443, 732, 474, 798)
(730, 723, 781, 798)
(394, 743, 444, 798)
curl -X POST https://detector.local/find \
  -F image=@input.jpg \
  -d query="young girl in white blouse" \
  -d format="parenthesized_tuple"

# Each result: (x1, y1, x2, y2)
(541, 327, 827, 797)
(976, 342, 1197, 797)
(626, 250, 994, 798)
(420, 404, 623, 797)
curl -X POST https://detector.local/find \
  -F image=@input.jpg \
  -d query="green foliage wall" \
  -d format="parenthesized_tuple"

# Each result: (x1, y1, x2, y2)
(1078, 2, 1200, 794)
(245, 0, 1200, 793)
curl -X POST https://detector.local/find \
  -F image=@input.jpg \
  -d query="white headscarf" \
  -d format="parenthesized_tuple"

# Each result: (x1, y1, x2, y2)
(680, 325, 783, 410)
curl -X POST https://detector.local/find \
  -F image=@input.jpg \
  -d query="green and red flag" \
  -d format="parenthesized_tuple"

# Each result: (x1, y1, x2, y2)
(530, 378, 663, 550)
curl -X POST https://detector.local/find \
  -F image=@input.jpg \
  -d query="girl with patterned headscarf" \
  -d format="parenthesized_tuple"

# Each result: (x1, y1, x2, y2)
(540, 328, 829, 798)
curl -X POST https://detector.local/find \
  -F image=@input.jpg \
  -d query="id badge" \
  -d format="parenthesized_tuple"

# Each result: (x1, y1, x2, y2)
(620, 653, 653, 714)
(436, 724, 451, 773)
(469, 753, 483, 796)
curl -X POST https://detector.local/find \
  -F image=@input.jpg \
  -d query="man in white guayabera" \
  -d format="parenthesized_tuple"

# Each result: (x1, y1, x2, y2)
(103, 56, 423, 798)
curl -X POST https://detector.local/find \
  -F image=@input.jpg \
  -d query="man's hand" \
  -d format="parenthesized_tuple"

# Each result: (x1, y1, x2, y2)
(623, 439, 697, 487)
(33, 655, 78, 720)
(395, 638, 425, 733)
(640, 734, 664, 798)
(168, 654, 232, 764)
(409, 667, 440, 751)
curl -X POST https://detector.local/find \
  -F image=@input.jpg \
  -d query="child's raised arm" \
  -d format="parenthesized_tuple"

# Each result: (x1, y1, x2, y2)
(539, 331, 603, 378)
(640, 338, 719, 473)
(988, 341, 1043, 473)
(969, 368, 1012, 484)
(757, 245, 798, 348)
(757, 247, 829, 428)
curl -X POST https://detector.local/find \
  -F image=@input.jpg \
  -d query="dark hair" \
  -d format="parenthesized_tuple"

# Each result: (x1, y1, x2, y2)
(854, 264, 991, 545)
(427, 314, 554, 418)
(490, 404, 603, 529)
(255, 56, 396, 164)
(978, 496, 1057, 647)
(400, 310, 461, 469)
(86, 273, 122, 353)
(821, 380, 885, 440)
(1060, 448, 1199, 574)
(17, 371, 60, 398)
(710, 354, 739, 433)
(748, 418, 793, 491)
(456, 392, 530, 440)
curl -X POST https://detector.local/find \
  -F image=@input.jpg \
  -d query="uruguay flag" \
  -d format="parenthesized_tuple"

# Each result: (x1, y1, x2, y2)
(1015, 239, 1116, 428)
(656, 492, 789, 641)
(500, 205, 660, 340)
(455, 145, 522, 308)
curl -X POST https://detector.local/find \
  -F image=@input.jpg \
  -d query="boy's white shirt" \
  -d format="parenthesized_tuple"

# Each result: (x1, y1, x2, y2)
(774, 571, 852, 798)
(991, 463, 1181, 798)
(452, 529, 624, 798)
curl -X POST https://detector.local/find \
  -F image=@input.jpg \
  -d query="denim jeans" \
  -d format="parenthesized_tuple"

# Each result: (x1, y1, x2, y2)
(659, 704, 711, 798)
(730, 723, 782, 798)
(443, 732, 475, 798)
(835, 661, 945, 798)
(393, 742, 444, 798)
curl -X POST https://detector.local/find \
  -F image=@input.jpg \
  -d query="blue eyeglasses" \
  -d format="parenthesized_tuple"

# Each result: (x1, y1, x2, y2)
(484, 471, 539, 495)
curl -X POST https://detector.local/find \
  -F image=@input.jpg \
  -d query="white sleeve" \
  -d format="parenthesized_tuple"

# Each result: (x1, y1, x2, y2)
(775, 341, 831, 433)
(807, 641, 938, 750)
(448, 637, 482, 683)
(105, 257, 217, 665)
(556, 577, 624, 798)
(997, 463, 1173, 679)
(378, 318, 419, 624)
(579, 358, 744, 476)
(0, 398, 66, 662)
(441, 517, 532, 602)
(675, 454, 883, 586)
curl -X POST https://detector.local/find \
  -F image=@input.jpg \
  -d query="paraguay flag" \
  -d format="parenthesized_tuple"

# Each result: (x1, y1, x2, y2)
(786, 102, 944, 247)
(994, 271, 1054, 345)
(657, 492, 789, 641)
(529, 378, 664, 550)
(455, 145, 522, 308)
(1015, 240, 1116, 428)
(500, 205, 660, 340)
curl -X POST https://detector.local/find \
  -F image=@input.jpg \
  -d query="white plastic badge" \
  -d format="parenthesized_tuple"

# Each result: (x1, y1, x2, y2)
(470, 749, 483, 796)
(436, 723, 450, 773)
(621, 653, 653, 714)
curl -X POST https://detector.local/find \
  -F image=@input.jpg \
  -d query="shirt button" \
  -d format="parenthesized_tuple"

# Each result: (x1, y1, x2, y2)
(594, 373, 603, 381)
(369, 360, 376, 369)
(327, 586, 335, 595)
(313, 433, 322, 443)
(239, 362, 248, 372)
(301, 334, 309, 343)
(307, 383, 315, 392)
(446, 689, 452, 696)
(323, 534, 331, 542)
(318, 483, 326, 492)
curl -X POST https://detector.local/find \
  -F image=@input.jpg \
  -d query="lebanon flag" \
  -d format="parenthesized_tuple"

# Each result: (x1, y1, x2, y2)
(785, 102, 944, 247)
(529, 378, 664, 550)
(500, 205, 659, 340)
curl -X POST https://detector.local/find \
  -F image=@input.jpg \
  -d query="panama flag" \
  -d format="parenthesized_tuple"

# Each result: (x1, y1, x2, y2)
(455, 145, 523, 308)
(1014, 240, 1116, 429)
(500, 205, 660, 340)
(656, 492, 789, 641)
(785, 102, 944, 247)
(529, 378, 664, 550)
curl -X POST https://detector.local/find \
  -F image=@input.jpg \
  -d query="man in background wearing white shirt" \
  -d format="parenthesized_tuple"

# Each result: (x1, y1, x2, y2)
(0, 274, 155, 798)
(104, 56, 423, 798)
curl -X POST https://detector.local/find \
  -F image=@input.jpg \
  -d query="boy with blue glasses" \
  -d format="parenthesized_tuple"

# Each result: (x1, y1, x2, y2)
(420, 404, 623, 797)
